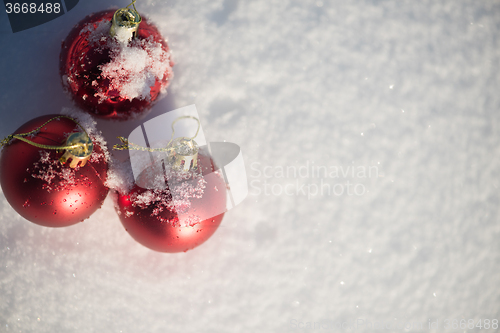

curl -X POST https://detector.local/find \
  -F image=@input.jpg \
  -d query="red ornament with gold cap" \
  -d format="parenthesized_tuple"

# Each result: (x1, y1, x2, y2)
(113, 116, 227, 252)
(0, 114, 109, 227)
(60, 1, 174, 120)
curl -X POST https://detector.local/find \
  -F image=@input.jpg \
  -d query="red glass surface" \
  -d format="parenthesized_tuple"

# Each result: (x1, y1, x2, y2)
(60, 10, 174, 120)
(115, 153, 227, 253)
(0, 115, 109, 227)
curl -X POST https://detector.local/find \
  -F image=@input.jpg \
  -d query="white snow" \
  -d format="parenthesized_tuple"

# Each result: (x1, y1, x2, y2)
(0, 0, 499, 332)
(79, 18, 173, 102)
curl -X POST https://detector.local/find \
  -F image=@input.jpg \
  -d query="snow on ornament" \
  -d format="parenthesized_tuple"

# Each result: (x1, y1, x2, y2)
(0, 112, 110, 227)
(111, 116, 227, 253)
(60, 1, 174, 120)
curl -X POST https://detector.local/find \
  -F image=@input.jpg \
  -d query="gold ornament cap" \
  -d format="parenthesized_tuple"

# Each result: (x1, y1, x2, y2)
(59, 132, 94, 168)
(0, 116, 94, 170)
(167, 137, 199, 172)
(110, 1, 142, 42)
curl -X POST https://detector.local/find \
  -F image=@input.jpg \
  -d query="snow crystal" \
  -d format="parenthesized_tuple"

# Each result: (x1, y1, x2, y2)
(31, 151, 79, 193)
(19, 108, 111, 193)
(28, 109, 108, 193)
(114, 28, 133, 44)
(81, 19, 111, 44)
(104, 158, 135, 194)
(98, 36, 172, 101)
(81, 18, 173, 102)
(107, 150, 212, 227)
(1, 1, 499, 332)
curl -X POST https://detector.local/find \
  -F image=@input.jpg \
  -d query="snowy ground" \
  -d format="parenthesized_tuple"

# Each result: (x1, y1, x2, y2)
(1, 0, 499, 332)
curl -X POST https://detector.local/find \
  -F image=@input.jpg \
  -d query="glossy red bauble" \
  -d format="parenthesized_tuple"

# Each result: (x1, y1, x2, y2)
(60, 10, 174, 120)
(115, 151, 227, 253)
(0, 115, 109, 227)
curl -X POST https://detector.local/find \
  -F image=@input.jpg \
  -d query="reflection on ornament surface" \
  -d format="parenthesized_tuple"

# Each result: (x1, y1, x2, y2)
(0, 115, 109, 227)
(114, 151, 227, 253)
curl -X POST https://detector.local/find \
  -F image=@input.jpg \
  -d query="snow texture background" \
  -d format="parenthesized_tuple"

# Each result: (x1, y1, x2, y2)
(1, 0, 499, 332)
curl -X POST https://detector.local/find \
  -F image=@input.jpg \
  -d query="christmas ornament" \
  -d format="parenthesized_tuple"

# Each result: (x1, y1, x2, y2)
(0, 114, 109, 227)
(60, 0, 174, 120)
(113, 116, 227, 252)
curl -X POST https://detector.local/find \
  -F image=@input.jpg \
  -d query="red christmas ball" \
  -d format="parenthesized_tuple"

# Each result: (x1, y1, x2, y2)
(0, 115, 109, 227)
(114, 151, 227, 253)
(60, 9, 174, 120)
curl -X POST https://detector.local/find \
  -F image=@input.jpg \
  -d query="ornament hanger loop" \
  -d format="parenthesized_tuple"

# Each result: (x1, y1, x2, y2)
(168, 115, 201, 144)
(126, 0, 139, 12)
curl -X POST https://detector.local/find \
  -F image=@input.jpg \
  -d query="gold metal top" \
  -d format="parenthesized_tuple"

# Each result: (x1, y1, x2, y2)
(0, 116, 94, 170)
(165, 116, 200, 172)
(167, 137, 199, 172)
(110, 0, 142, 41)
(59, 132, 94, 168)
